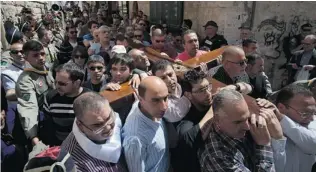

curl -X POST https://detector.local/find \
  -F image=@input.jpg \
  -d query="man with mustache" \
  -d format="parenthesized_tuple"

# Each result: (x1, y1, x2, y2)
(152, 60, 191, 122)
(176, 30, 207, 61)
(16, 40, 55, 147)
(58, 92, 127, 171)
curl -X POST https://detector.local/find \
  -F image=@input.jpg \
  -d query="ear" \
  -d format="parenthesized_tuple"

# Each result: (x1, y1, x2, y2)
(74, 79, 82, 87)
(276, 102, 286, 114)
(184, 91, 192, 101)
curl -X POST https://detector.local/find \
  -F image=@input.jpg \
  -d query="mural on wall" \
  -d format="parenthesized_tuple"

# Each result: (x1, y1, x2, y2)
(257, 17, 286, 59)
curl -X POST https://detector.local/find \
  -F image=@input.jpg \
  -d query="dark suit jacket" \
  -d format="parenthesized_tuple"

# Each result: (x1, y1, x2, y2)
(287, 49, 316, 83)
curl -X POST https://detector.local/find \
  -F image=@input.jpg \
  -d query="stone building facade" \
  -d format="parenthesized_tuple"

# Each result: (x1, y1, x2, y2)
(130, 1, 316, 89)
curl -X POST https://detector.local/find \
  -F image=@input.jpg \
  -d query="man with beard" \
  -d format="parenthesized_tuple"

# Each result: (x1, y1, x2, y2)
(172, 70, 213, 172)
(176, 30, 207, 61)
(16, 40, 55, 147)
(58, 92, 127, 171)
(83, 55, 108, 92)
(42, 62, 90, 146)
(245, 53, 272, 99)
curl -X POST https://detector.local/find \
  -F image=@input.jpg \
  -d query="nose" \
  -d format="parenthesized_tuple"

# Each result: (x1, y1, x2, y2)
(158, 99, 168, 111)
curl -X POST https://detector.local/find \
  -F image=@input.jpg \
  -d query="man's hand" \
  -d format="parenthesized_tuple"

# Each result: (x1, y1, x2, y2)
(259, 108, 283, 140)
(129, 74, 141, 89)
(249, 114, 271, 146)
(303, 65, 315, 71)
(199, 62, 208, 75)
(174, 59, 183, 64)
(32, 137, 40, 146)
(221, 82, 252, 94)
(105, 82, 121, 91)
(292, 63, 299, 69)
(256, 98, 284, 121)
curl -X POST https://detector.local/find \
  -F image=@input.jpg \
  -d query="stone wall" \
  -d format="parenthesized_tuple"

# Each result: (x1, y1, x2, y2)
(1, 1, 52, 24)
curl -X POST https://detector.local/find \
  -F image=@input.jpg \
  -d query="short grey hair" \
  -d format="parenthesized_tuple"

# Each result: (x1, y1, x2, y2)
(213, 89, 244, 115)
(87, 55, 105, 66)
(74, 92, 109, 120)
(305, 34, 316, 43)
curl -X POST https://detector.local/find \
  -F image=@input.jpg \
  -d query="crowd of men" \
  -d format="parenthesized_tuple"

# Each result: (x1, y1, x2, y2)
(1, 4, 316, 172)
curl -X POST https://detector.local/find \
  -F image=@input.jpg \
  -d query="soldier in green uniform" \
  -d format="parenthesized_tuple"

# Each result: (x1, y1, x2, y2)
(16, 40, 55, 146)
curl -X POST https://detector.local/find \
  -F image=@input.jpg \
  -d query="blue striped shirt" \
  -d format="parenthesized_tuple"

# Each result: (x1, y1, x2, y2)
(122, 102, 169, 172)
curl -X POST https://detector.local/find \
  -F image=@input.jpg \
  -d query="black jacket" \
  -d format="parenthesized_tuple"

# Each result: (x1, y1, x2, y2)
(200, 34, 228, 51)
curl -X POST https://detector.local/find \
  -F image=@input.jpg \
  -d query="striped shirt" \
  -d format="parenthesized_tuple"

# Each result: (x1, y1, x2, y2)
(122, 102, 169, 172)
(60, 132, 128, 172)
(43, 88, 90, 145)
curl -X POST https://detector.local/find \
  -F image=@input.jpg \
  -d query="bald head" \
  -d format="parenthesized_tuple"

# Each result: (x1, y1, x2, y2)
(222, 46, 245, 62)
(138, 76, 168, 98)
(74, 92, 110, 120)
(152, 28, 164, 37)
(128, 49, 143, 58)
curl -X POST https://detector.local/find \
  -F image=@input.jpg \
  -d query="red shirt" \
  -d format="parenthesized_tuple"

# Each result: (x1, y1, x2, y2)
(176, 50, 207, 61)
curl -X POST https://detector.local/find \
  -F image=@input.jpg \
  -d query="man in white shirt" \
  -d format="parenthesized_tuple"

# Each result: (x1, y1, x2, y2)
(268, 84, 316, 172)
(1, 42, 25, 104)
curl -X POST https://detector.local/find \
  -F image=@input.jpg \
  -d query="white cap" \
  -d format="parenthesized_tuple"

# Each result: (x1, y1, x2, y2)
(111, 45, 127, 54)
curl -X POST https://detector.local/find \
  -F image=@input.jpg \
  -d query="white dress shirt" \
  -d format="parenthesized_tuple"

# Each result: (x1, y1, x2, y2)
(279, 116, 316, 172)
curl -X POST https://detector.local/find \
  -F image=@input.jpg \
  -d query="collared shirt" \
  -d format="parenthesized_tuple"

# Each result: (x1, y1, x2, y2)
(122, 102, 169, 172)
(176, 50, 207, 61)
(2, 63, 24, 91)
(201, 34, 228, 51)
(279, 115, 316, 172)
(198, 122, 275, 172)
(163, 83, 191, 123)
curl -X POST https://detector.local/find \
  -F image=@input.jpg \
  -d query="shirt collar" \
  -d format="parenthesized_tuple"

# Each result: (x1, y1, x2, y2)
(24, 62, 48, 75)
(135, 101, 162, 129)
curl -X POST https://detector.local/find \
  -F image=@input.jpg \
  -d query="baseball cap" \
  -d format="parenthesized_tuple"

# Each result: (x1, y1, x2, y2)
(111, 45, 127, 54)
(203, 21, 218, 28)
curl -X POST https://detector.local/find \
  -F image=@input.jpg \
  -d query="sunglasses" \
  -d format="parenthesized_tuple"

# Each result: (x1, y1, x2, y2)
(226, 59, 247, 66)
(155, 40, 165, 43)
(139, 23, 145, 26)
(70, 31, 78, 34)
(89, 66, 104, 71)
(73, 55, 86, 59)
(10, 50, 24, 54)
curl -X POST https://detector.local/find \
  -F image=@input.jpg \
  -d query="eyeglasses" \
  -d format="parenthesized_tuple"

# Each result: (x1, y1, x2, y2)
(192, 84, 212, 94)
(10, 50, 24, 54)
(226, 59, 247, 66)
(286, 105, 316, 119)
(55, 81, 71, 86)
(78, 110, 115, 135)
(73, 55, 86, 59)
(70, 31, 78, 34)
(155, 40, 165, 43)
(89, 66, 104, 71)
